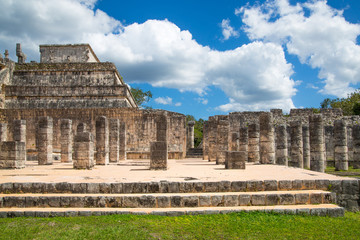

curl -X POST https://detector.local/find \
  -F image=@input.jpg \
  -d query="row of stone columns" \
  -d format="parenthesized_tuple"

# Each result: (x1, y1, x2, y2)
(206, 113, 360, 172)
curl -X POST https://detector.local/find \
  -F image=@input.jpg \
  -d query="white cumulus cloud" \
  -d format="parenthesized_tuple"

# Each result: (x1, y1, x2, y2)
(238, 0, 360, 98)
(0, 0, 297, 112)
(220, 19, 239, 40)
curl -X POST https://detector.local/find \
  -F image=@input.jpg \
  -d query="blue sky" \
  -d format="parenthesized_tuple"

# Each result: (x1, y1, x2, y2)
(0, 0, 360, 120)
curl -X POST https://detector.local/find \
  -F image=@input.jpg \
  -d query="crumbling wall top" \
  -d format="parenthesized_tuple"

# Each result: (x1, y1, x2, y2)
(39, 44, 100, 63)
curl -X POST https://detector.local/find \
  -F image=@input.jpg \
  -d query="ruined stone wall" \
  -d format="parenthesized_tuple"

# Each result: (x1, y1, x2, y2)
(40, 44, 99, 63)
(2, 108, 186, 159)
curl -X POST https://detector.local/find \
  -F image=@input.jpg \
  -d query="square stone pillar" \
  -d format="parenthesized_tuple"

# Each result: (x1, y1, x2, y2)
(290, 120, 303, 168)
(109, 119, 120, 163)
(202, 121, 209, 160)
(0, 123, 7, 142)
(248, 123, 260, 163)
(186, 121, 195, 149)
(302, 125, 310, 169)
(334, 119, 348, 171)
(0, 141, 26, 169)
(119, 122, 126, 161)
(150, 114, 167, 170)
(37, 117, 53, 165)
(275, 124, 288, 166)
(230, 132, 239, 151)
(225, 151, 246, 169)
(309, 114, 325, 172)
(60, 119, 73, 163)
(207, 116, 217, 162)
(95, 116, 109, 165)
(259, 112, 275, 164)
(352, 124, 360, 169)
(216, 116, 229, 165)
(73, 124, 94, 169)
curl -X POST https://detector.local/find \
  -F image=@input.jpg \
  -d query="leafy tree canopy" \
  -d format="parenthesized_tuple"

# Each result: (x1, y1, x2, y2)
(130, 87, 153, 109)
(320, 89, 360, 116)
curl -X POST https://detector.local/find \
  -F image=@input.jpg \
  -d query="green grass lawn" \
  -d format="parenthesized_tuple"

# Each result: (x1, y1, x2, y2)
(0, 211, 359, 240)
(325, 166, 360, 178)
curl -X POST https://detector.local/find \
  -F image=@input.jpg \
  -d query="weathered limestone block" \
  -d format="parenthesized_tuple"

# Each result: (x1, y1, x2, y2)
(150, 114, 168, 170)
(290, 121, 303, 168)
(12, 120, 26, 142)
(73, 125, 94, 169)
(95, 116, 109, 165)
(259, 112, 275, 164)
(302, 125, 310, 169)
(0, 123, 7, 142)
(239, 127, 248, 152)
(216, 116, 229, 165)
(309, 115, 325, 172)
(353, 125, 360, 169)
(186, 121, 195, 149)
(248, 123, 260, 163)
(60, 119, 73, 163)
(150, 141, 167, 170)
(324, 125, 334, 166)
(109, 119, 120, 163)
(37, 117, 53, 165)
(119, 122, 126, 161)
(225, 151, 246, 169)
(230, 132, 239, 151)
(207, 117, 217, 162)
(275, 124, 288, 165)
(0, 141, 26, 168)
(334, 119, 348, 171)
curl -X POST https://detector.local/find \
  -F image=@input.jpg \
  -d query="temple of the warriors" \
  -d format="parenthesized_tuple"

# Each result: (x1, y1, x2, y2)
(0, 44, 359, 217)
(0, 43, 186, 167)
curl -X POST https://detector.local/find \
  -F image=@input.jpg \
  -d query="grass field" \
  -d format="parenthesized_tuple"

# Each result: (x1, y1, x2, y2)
(0, 211, 359, 240)
(326, 166, 360, 178)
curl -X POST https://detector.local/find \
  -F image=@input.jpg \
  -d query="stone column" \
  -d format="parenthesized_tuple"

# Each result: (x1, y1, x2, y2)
(347, 126, 354, 166)
(290, 120, 303, 168)
(352, 124, 360, 169)
(275, 124, 288, 165)
(230, 132, 239, 151)
(109, 119, 120, 163)
(150, 114, 168, 170)
(334, 119, 348, 171)
(60, 119, 73, 163)
(207, 117, 217, 162)
(0, 142, 26, 169)
(13, 120, 26, 143)
(95, 116, 109, 165)
(119, 122, 126, 161)
(216, 116, 229, 165)
(37, 117, 53, 165)
(73, 123, 94, 169)
(202, 121, 209, 160)
(248, 123, 260, 163)
(309, 114, 325, 172)
(259, 112, 275, 164)
(186, 121, 195, 149)
(225, 151, 246, 169)
(324, 125, 334, 167)
(239, 127, 248, 152)
(0, 123, 7, 142)
(302, 125, 310, 169)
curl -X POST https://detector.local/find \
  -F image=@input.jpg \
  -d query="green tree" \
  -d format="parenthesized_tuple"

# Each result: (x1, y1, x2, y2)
(319, 89, 360, 115)
(130, 87, 153, 108)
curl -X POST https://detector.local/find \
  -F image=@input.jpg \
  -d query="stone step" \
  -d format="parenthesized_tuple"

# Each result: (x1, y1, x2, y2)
(0, 204, 345, 218)
(0, 190, 336, 208)
(1, 179, 340, 194)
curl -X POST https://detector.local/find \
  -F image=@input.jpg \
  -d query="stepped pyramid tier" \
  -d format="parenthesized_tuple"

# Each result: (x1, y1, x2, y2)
(0, 44, 187, 160)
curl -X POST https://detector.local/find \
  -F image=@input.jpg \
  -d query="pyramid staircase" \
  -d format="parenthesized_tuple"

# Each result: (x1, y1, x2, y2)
(0, 180, 344, 217)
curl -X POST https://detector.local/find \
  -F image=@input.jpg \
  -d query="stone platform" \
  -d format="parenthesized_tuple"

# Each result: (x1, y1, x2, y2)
(0, 159, 358, 217)
(0, 159, 351, 184)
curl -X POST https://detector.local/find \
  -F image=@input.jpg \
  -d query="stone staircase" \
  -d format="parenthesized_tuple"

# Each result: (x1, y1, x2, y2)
(185, 148, 203, 158)
(0, 180, 345, 217)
